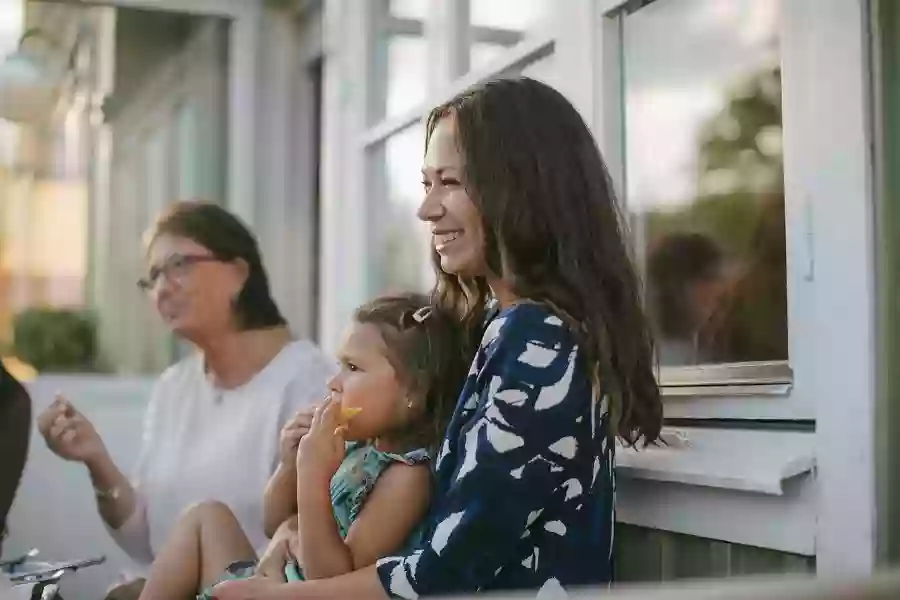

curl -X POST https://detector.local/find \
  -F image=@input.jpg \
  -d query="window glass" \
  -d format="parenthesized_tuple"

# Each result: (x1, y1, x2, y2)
(468, 0, 551, 72)
(369, 123, 433, 295)
(623, 0, 786, 366)
(371, 4, 427, 123)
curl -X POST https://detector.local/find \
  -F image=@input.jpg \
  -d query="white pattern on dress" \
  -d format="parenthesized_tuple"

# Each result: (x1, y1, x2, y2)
(544, 521, 567, 535)
(387, 560, 418, 599)
(431, 511, 465, 556)
(534, 348, 577, 410)
(519, 342, 558, 368)
(562, 478, 583, 501)
(456, 419, 486, 482)
(548, 436, 577, 459)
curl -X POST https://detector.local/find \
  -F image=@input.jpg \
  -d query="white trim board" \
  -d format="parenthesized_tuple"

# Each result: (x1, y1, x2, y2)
(617, 473, 817, 556)
(38, 0, 250, 18)
(616, 428, 815, 496)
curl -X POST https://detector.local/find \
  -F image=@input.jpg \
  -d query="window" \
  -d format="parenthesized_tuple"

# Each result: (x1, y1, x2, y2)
(176, 102, 200, 200)
(520, 53, 556, 85)
(368, 123, 433, 296)
(371, 0, 428, 123)
(469, 0, 552, 72)
(145, 125, 168, 223)
(328, 0, 558, 348)
(619, 0, 788, 381)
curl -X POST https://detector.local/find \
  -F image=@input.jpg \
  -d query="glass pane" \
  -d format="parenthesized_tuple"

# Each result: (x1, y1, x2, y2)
(623, 0, 787, 367)
(389, 0, 426, 20)
(145, 126, 167, 222)
(468, 0, 551, 72)
(371, 6, 427, 123)
(369, 123, 433, 295)
(520, 54, 555, 85)
(176, 103, 199, 200)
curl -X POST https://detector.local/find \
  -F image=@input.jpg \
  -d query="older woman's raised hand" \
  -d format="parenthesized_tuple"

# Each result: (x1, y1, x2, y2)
(37, 394, 107, 466)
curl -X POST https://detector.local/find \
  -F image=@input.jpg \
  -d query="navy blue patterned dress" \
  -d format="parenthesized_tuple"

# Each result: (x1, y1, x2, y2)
(376, 303, 615, 598)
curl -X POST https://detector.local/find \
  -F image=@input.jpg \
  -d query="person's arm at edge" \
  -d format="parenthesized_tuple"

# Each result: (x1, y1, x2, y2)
(0, 367, 31, 550)
(263, 463, 297, 539)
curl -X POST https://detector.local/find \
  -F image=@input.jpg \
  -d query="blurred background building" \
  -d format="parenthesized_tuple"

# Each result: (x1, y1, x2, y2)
(3, 0, 900, 597)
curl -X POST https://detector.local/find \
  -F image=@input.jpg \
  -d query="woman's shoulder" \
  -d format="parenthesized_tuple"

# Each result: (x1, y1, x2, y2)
(155, 353, 203, 391)
(481, 302, 576, 352)
(282, 339, 333, 372)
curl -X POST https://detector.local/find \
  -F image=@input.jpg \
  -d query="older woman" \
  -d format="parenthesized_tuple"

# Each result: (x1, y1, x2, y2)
(36, 201, 334, 597)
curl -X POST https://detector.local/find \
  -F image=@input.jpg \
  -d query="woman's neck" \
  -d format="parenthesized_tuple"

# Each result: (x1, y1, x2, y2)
(487, 276, 519, 308)
(200, 326, 292, 389)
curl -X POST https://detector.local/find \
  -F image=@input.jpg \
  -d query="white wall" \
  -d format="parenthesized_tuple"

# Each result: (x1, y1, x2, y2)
(5, 375, 154, 600)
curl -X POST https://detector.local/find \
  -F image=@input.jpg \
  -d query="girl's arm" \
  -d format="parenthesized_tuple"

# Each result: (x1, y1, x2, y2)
(266, 403, 318, 538)
(263, 463, 298, 538)
(296, 463, 431, 580)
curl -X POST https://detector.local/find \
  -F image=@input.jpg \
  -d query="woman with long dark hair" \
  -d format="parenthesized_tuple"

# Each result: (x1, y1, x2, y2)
(214, 77, 662, 599)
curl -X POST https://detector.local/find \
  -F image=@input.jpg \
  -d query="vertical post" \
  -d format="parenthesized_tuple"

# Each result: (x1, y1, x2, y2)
(318, 0, 373, 353)
(797, 0, 877, 574)
(426, 0, 469, 96)
(227, 5, 260, 227)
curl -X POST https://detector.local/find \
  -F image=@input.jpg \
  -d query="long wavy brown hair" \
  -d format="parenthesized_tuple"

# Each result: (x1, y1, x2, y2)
(425, 77, 662, 446)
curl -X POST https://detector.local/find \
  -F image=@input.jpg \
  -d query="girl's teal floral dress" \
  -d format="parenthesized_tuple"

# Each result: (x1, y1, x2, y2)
(197, 443, 429, 599)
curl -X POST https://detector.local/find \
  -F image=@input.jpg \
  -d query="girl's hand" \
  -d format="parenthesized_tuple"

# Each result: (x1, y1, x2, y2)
(255, 539, 290, 582)
(295, 395, 346, 485)
(278, 406, 317, 468)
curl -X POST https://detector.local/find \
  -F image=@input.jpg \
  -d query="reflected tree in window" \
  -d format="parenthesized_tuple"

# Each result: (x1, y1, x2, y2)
(645, 67, 787, 364)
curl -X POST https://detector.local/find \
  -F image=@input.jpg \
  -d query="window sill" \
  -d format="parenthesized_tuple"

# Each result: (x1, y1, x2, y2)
(615, 427, 816, 495)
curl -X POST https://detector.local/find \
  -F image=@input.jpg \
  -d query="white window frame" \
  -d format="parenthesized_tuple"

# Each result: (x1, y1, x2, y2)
(588, 0, 877, 573)
(319, 0, 558, 353)
(587, 0, 874, 427)
(321, 0, 877, 573)
(70, 0, 264, 227)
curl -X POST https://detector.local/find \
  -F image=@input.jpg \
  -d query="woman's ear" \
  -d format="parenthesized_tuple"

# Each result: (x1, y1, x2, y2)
(229, 258, 250, 290)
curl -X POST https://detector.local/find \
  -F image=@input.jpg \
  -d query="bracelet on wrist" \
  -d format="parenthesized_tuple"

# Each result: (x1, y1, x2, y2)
(94, 485, 121, 501)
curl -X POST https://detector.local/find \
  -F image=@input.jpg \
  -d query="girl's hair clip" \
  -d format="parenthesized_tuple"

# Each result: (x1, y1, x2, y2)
(412, 306, 433, 324)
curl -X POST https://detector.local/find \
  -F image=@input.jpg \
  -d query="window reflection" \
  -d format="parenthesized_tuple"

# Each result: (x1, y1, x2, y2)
(468, 0, 551, 72)
(623, 0, 787, 366)
(370, 124, 433, 295)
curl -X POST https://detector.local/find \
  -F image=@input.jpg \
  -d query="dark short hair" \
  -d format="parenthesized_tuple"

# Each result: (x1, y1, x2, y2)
(354, 293, 468, 451)
(146, 200, 287, 331)
(425, 77, 662, 446)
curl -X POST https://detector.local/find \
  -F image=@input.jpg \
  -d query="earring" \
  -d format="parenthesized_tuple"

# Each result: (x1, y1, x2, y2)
(406, 397, 414, 409)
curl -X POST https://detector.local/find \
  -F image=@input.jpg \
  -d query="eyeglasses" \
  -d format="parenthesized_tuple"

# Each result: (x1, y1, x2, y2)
(137, 254, 221, 292)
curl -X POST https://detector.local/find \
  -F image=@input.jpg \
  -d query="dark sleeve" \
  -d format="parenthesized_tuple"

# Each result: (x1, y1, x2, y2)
(376, 310, 586, 598)
(0, 363, 32, 545)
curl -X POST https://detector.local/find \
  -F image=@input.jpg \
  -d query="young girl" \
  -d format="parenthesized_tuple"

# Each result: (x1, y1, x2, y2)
(136, 293, 469, 600)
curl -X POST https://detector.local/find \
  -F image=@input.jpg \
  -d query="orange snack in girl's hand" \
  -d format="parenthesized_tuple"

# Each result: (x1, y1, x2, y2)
(340, 406, 363, 423)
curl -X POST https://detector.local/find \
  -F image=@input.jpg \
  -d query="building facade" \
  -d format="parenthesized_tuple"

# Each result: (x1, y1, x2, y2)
(17, 0, 900, 585)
